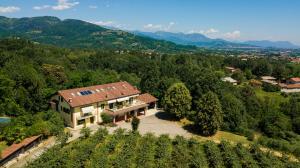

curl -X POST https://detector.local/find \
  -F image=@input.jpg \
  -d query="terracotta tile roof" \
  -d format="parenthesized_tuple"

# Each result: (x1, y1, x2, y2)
(285, 84, 300, 89)
(290, 77, 300, 82)
(137, 93, 158, 104)
(58, 81, 140, 107)
(261, 76, 276, 80)
(1, 135, 41, 159)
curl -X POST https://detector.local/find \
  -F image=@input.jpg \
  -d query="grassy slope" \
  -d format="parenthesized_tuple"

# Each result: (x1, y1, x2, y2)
(255, 88, 289, 108)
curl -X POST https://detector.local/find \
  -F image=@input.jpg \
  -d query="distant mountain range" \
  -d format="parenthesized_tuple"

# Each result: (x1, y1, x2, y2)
(133, 31, 300, 49)
(242, 40, 300, 49)
(0, 16, 196, 52)
(0, 16, 298, 50)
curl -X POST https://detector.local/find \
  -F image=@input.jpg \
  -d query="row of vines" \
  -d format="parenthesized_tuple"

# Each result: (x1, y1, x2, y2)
(27, 128, 300, 168)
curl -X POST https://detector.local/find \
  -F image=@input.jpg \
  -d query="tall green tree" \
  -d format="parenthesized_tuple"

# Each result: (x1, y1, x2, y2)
(163, 83, 192, 118)
(220, 93, 245, 131)
(193, 91, 223, 136)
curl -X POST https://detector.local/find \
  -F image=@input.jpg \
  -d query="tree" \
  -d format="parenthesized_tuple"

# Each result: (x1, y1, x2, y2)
(231, 71, 245, 83)
(163, 83, 192, 118)
(220, 93, 245, 131)
(131, 116, 140, 132)
(140, 62, 161, 97)
(193, 91, 223, 136)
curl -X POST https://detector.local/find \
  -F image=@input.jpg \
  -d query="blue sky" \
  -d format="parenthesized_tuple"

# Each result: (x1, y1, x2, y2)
(1, 0, 300, 45)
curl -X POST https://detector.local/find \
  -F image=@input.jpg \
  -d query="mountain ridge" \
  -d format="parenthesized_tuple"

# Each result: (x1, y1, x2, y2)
(133, 31, 300, 49)
(0, 16, 197, 52)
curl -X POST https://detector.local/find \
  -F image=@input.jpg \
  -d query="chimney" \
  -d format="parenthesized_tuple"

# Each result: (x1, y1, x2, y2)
(68, 98, 73, 103)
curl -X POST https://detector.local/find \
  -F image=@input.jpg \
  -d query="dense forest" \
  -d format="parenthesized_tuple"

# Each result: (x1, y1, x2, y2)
(0, 38, 300, 160)
(27, 128, 300, 168)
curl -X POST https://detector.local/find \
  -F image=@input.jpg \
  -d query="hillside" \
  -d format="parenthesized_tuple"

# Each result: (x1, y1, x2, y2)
(26, 128, 299, 168)
(0, 16, 197, 52)
(133, 31, 256, 48)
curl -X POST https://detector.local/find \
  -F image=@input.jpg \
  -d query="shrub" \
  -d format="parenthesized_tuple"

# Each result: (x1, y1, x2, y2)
(262, 82, 280, 92)
(101, 113, 113, 124)
(80, 127, 91, 139)
(131, 116, 140, 132)
(204, 141, 224, 168)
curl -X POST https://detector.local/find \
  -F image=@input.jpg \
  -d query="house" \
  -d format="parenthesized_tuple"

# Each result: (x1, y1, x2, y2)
(280, 77, 300, 93)
(225, 66, 239, 73)
(287, 77, 300, 84)
(222, 77, 238, 85)
(261, 76, 278, 85)
(280, 83, 300, 93)
(50, 81, 157, 129)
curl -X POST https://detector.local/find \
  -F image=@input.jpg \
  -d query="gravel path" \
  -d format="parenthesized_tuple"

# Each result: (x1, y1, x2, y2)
(109, 112, 192, 138)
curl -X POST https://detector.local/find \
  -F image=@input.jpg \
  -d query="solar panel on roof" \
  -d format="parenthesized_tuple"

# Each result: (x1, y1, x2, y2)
(79, 90, 94, 96)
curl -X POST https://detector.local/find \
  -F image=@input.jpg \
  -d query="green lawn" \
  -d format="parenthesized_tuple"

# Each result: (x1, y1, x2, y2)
(0, 141, 8, 154)
(255, 88, 289, 108)
(195, 131, 251, 145)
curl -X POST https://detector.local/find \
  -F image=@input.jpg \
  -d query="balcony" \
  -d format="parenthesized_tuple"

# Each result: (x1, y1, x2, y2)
(105, 100, 148, 116)
(77, 112, 94, 120)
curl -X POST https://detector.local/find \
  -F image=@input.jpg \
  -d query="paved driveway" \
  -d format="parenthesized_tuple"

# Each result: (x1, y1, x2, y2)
(68, 111, 193, 142)
(110, 112, 192, 138)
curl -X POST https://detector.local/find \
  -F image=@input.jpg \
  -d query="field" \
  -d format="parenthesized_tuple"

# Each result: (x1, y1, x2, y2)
(26, 128, 299, 168)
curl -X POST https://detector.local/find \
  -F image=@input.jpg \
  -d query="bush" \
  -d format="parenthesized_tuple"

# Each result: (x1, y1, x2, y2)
(262, 82, 280, 92)
(80, 127, 91, 139)
(131, 116, 140, 132)
(101, 113, 113, 124)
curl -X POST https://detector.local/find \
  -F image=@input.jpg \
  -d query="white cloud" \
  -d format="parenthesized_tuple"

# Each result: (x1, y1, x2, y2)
(33, 5, 50, 10)
(188, 28, 219, 35)
(33, 0, 79, 11)
(144, 24, 163, 30)
(0, 6, 20, 13)
(143, 22, 176, 31)
(89, 5, 98, 9)
(224, 30, 241, 39)
(93, 21, 115, 27)
(90, 20, 131, 30)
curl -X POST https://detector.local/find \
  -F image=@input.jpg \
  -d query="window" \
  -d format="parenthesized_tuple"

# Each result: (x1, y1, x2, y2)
(77, 119, 85, 125)
(60, 96, 63, 102)
(100, 104, 105, 109)
(109, 103, 115, 109)
(63, 107, 70, 114)
(129, 97, 133, 104)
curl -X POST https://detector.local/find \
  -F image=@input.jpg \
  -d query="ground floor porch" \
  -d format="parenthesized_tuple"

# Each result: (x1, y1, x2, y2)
(105, 103, 151, 123)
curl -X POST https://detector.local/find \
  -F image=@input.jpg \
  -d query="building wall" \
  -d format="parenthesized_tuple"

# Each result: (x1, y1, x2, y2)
(73, 103, 98, 128)
(51, 95, 73, 127)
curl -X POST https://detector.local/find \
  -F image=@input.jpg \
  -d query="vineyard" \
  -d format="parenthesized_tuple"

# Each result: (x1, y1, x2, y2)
(27, 128, 299, 168)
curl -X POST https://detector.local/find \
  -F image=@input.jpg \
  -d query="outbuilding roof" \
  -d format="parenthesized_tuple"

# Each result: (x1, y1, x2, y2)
(1, 135, 42, 159)
(137, 93, 158, 104)
(58, 81, 140, 107)
(289, 77, 300, 82)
